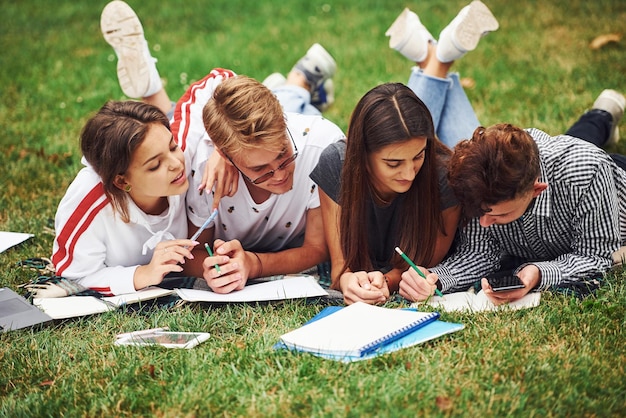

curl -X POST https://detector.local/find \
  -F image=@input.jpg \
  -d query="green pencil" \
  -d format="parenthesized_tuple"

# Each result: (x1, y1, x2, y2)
(204, 243, 221, 274)
(395, 246, 444, 297)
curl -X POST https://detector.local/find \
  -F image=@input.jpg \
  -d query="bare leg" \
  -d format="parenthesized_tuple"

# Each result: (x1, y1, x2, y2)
(417, 43, 454, 78)
(285, 71, 309, 91)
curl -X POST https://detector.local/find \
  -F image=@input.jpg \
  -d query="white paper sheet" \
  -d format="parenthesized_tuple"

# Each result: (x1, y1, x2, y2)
(175, 275, 328, 302)
(0, 231, 34, 253)
(415, 290, 541, 313)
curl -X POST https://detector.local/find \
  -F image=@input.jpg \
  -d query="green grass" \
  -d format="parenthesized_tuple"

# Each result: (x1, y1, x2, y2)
(1, 0, 625, 416)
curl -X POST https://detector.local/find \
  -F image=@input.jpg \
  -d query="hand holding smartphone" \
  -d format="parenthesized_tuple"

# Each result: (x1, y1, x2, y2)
(486, 270, 525, 292)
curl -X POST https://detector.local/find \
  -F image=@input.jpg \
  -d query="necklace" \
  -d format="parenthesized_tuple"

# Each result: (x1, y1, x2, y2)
(370, 185, 393, 207)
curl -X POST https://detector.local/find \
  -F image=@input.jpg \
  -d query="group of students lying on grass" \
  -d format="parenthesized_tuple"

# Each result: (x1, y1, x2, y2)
(52, 1, 626, 306)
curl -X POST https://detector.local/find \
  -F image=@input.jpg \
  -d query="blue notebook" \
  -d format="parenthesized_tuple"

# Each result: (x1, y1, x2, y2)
(277, 302, 463, 362)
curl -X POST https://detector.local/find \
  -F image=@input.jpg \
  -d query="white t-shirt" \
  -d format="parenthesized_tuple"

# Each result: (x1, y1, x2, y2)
(52, 162, 188, 295)
(185, 112, 345, 251)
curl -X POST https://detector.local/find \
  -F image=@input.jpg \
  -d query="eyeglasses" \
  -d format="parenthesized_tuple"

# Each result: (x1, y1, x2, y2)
(226, 128, 298, 185)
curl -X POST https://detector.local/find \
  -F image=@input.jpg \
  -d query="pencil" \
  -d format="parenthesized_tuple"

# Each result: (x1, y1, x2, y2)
(204, 243, 222, 274)
(395, 246, 444, 297)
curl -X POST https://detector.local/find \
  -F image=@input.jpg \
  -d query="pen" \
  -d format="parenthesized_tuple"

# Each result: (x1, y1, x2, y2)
(190, 208, 219, 242)
(395, 246, 444, 297)
(204, 243, 221, 274)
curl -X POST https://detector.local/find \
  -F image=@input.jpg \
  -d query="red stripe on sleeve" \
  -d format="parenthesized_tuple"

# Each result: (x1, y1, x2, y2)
(52, 183, 109, 275)
(171, 68, 236, 151)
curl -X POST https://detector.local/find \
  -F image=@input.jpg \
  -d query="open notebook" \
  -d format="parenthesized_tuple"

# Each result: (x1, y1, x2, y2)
(33, 286, 175, 319)
(34, 276, 327, 319)
(278, 302, 445, 359)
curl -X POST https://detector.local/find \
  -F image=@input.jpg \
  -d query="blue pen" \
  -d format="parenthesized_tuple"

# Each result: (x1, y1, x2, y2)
(190, 208, 218, 242)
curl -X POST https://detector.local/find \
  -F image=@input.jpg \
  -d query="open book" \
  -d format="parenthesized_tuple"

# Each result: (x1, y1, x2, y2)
(33, 276, 327, 319)
(416, 289, 541, 313)
(278, 302, 448, 359)
(33, 286, 175, 319)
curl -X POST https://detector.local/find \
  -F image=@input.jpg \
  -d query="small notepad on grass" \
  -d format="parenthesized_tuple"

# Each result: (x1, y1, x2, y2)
(278, 302, 441, 358)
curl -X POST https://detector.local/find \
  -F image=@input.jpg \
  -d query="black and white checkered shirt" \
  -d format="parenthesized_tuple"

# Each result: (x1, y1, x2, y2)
(432, 128, 626, 292)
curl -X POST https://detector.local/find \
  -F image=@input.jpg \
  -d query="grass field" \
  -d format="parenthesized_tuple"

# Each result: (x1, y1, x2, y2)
(1, 0, 625, 416)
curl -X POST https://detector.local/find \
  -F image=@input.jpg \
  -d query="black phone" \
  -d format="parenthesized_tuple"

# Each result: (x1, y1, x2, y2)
(486, 271, 525, 292)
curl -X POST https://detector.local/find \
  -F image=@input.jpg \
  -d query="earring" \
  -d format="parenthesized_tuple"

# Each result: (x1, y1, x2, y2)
(124, 185, 132, 192)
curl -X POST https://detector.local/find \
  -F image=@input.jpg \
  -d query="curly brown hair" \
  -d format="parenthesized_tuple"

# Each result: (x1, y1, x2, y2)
(448, 123, 540, 218)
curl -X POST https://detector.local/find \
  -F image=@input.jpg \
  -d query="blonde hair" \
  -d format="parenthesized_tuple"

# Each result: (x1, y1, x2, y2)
(202, 75, 287, 158)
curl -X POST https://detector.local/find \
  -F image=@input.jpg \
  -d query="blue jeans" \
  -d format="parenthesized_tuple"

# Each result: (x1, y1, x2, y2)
(273, 85, 321, 116)
(407, 67, 480, 148)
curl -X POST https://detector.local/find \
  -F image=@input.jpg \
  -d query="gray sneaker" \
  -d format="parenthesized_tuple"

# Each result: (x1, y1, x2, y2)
(101, 0, 158, 98)
(292, 43, 337, 93)
(593, 89, 625, 145)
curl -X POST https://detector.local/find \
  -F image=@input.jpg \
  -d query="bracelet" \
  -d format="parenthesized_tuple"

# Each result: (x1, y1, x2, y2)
(251, 252, 263, 278)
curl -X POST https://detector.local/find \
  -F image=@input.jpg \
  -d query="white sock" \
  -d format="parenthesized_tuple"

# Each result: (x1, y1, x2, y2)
(142, 41, 163, 97)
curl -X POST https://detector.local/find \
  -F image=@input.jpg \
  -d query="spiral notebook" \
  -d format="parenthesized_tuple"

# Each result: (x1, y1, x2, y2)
(278, 302, 440, 358)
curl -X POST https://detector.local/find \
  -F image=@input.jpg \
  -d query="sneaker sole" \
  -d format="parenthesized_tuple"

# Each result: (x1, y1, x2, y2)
(386, 8, 431, 62)
(101, 1, 150, 98)
(453, 0, 499, 52)
(386, 8, 413, 49)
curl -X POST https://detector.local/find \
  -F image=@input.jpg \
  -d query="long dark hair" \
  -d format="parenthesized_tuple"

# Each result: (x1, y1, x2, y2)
(80, 100, 171, 222)
(339, 83, 451, 275)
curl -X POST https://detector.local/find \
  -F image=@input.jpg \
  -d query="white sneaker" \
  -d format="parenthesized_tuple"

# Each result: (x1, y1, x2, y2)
(385, 8, 435, 63)
(100, 0, 161, 98)
(593, 89, 626, 145)
(437, 0, 499, 63)
(262, 72, 287, 90)
(292, 43, 337, 93)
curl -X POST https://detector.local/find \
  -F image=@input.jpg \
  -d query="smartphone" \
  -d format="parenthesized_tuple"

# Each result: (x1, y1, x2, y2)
(486, 271, 525, 292)
(115, 331, 210, 349)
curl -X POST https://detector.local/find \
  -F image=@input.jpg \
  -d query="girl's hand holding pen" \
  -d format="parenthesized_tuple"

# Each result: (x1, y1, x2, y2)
(134, 239, 198, 290)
